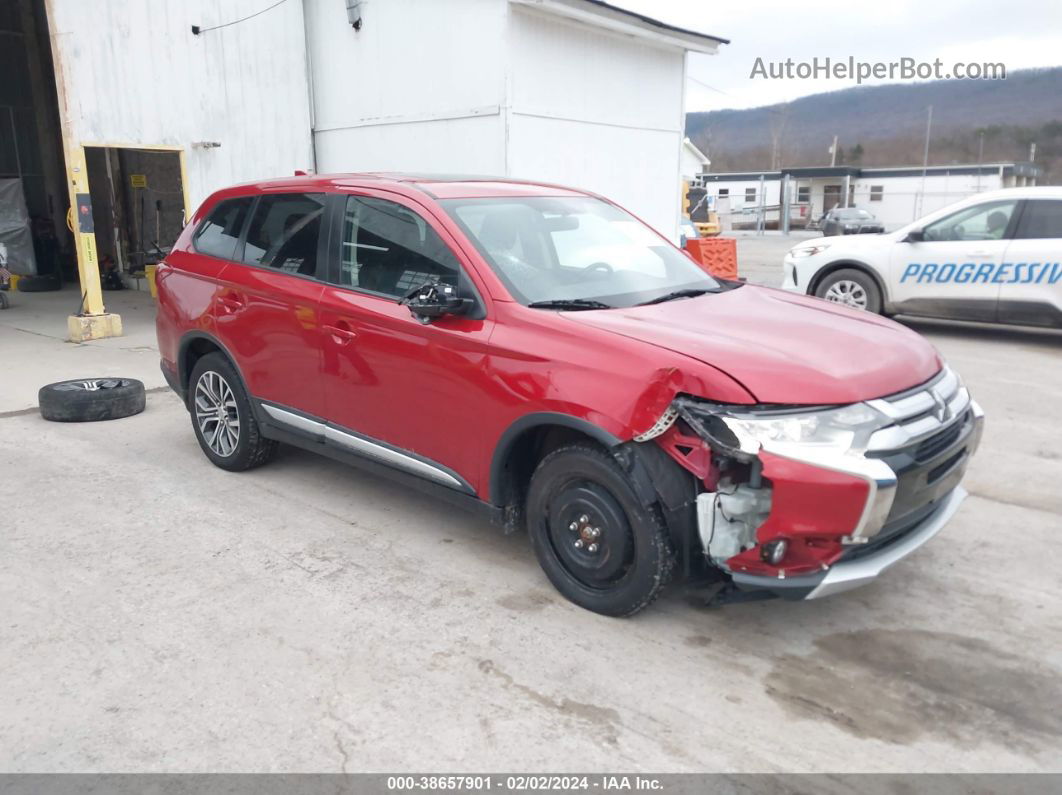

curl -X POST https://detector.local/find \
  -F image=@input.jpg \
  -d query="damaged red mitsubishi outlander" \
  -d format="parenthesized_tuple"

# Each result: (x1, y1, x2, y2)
(156, 174, 984, 616)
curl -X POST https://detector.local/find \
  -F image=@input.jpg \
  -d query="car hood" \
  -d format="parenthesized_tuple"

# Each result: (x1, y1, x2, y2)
(563, 286, 941, 404)
(811, 232, 891, 248)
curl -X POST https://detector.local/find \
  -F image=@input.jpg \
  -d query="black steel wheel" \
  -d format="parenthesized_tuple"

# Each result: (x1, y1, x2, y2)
(526, 443, 674, 617)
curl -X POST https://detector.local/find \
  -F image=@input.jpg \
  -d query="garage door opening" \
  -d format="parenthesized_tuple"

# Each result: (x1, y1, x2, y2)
(0, 0, 72, 286)
(83, 146, 186, 292)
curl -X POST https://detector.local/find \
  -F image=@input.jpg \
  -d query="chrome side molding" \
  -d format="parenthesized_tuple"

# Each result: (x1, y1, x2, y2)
(260, 403, 465, 490)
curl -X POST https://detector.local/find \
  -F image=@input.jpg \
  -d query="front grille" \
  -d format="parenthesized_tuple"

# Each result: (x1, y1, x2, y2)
(866, 367, 971, 453)
(927, 449, 966, 484)
(869, 408, 975, 528)
(842, 497, 942, 561)
(861, 368, 976, 532)
(915, 416, 966, 461)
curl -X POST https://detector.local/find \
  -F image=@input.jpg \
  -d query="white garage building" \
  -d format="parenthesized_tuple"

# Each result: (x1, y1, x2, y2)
(6, 0, 726, 338)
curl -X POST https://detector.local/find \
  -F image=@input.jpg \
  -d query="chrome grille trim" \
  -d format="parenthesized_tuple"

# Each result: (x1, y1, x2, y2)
(867, 367, 971, 452)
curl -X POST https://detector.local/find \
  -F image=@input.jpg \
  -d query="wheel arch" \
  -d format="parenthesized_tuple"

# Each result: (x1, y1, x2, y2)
(488, 413, 624, 511)
(808, 259, 892, 312)
(177, 331, 244, 407)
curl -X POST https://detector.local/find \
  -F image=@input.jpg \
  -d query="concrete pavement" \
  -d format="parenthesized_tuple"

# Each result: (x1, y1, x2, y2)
(0, 287, 165, 415)
(1, 258, 1060, 773)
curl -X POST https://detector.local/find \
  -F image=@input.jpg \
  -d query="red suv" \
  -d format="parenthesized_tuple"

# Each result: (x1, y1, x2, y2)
(156, 174, 983, 616)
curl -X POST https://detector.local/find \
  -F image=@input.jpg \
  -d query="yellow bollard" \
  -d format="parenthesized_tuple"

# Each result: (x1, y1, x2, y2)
(145, 264, 158, 299)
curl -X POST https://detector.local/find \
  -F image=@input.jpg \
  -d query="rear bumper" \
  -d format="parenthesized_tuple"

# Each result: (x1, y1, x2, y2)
(729, 485, 967, 600)
(161, 360, 184, 403)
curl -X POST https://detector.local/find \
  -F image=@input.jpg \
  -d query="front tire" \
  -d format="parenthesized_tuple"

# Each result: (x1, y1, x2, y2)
(525, 444, 674, 617)
(188, 353, 277, 471)
(815, 267, 882, 314)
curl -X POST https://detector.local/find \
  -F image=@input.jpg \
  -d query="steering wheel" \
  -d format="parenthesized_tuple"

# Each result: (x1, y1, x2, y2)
(582, 261, 613, 274)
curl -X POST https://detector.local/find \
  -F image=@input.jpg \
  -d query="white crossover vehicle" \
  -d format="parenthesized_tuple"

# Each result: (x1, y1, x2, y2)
(783, 187, 1062, 328)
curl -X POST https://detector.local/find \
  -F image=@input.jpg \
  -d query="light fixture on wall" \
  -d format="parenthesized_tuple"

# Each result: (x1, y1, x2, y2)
(346, 0, 363, 30)
(192, 142, 222, 149)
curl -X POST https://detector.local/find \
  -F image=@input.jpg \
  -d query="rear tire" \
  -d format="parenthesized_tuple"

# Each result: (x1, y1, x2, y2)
(188, 353, 277, 471)
(815, 267, 882, 314)
(525, 443, 674, 617)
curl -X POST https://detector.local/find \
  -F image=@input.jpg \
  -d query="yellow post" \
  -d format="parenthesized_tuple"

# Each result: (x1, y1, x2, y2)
(64, 145, 122, 341)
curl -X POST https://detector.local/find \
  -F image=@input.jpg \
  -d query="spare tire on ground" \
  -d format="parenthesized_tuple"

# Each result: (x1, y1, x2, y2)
(16, 274, 61, 292)
(38, 378, 146, 422)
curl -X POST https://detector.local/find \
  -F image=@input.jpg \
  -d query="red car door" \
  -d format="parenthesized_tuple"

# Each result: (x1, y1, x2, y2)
(317, 190, 494, 494)
(212, 192, 328, 417)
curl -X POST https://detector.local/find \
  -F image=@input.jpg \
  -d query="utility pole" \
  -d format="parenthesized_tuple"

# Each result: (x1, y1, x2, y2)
(975, 130, 984, 191)
(917, 105, 933, 218)
(829, 135, 838, 167)
(756, 173, 766, 235)
(781, 173, 791, 236)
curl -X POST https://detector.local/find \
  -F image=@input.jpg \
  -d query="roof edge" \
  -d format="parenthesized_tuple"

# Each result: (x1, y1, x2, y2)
(509, 0, 729, 53)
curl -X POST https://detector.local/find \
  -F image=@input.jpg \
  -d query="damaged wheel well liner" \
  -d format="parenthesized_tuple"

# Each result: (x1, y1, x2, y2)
(489, 412, 711, 581)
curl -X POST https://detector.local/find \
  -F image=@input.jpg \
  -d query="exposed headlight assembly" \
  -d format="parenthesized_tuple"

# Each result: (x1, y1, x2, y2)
(675, 399, 887, 459)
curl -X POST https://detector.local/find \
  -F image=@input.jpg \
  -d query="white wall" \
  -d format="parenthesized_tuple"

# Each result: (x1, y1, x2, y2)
(306, 0, 508, 175)
(306, 0, 691, 238)
(506, 6, 686, 238)
(854, 172, 1005, 228)
(703, 179, 780, 212)
(47, 0, 315, 210)
(681, 145, 707, 181)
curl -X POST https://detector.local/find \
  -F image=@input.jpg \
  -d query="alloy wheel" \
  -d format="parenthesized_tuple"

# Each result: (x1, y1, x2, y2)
(823, 279, 868, 309)
(54, 378, 125, 391)
(194, 370, 240, 457)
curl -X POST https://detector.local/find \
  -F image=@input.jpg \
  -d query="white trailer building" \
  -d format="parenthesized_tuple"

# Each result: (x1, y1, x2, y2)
(3, 0, 726, 339)
(698, 162, 1043, 231)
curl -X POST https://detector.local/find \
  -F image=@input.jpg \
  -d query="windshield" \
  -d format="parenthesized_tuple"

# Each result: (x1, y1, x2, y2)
(441, 196, 722, 308)
(836, 208, 874, 220)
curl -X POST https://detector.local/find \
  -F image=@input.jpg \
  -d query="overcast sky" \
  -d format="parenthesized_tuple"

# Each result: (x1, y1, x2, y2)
(610, 0, 1062, 112)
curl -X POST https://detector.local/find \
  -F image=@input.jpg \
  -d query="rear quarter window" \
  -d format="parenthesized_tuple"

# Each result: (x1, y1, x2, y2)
(193, 198, 254, 261)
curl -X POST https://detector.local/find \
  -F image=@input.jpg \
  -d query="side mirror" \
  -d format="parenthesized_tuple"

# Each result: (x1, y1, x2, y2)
(401, 281, 472, 323)
(904, 229, 925, 243)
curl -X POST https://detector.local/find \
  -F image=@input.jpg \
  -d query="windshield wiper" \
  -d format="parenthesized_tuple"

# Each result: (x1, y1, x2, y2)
(527, 299, 613, 310)
(637, 288, 714, 306)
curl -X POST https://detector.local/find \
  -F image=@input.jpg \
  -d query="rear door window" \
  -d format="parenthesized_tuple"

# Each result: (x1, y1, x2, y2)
(241, 193, 327, 277)
(193, 198, 254, 261)
(1013, 200, 1062, 239)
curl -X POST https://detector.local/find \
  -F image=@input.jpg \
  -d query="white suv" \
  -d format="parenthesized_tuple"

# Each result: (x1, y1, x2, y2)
(782, 186, 1062, 328)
